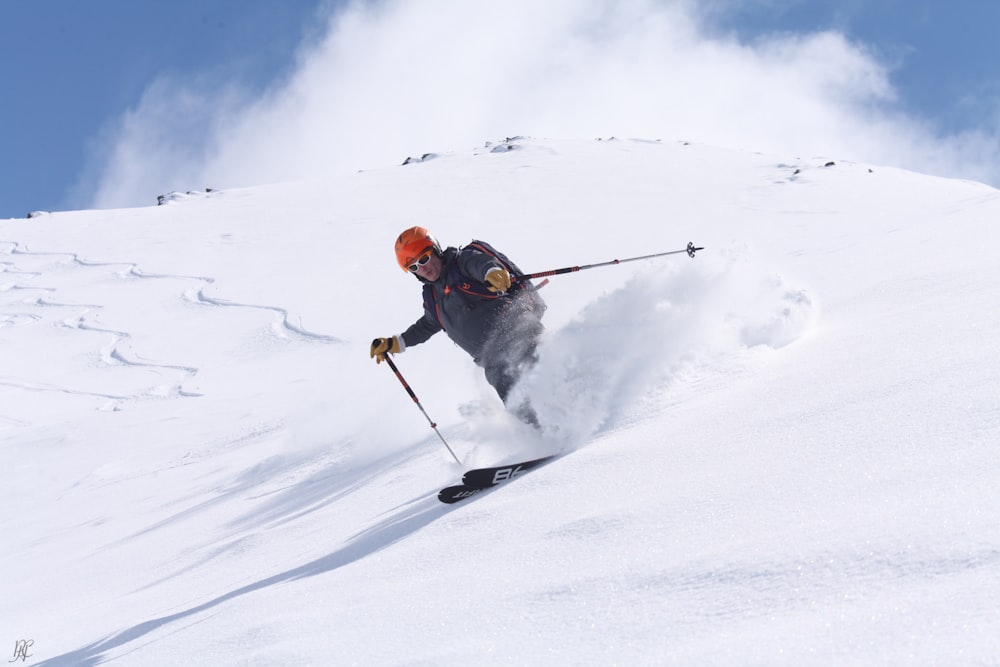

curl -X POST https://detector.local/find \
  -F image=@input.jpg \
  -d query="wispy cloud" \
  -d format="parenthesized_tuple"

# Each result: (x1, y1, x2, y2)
(87, 0, 1000, 209)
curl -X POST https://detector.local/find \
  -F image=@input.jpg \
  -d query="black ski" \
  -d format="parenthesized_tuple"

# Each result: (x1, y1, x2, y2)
(462, 455, 556, 488)
(438, 484, 488, 504)
(437, 455, 556, 504)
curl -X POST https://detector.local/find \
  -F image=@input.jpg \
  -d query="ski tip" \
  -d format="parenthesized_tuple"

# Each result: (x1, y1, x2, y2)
(438, 485, 486, 504)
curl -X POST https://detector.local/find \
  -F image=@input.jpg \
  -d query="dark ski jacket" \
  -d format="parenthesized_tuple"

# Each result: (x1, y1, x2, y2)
(400, 241, 545, 365)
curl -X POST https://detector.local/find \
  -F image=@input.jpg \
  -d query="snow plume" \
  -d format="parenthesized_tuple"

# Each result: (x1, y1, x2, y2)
(87, 0, 1000, 209)
(511, 250, 817, 446)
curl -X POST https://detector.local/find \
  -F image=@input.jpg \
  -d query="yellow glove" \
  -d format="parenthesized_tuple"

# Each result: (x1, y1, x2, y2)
(485, 267, 512, 293)
(370, 336, 401, 364)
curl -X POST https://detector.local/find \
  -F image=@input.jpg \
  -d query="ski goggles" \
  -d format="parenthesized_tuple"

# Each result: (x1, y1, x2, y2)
(407, 252, 433, 273)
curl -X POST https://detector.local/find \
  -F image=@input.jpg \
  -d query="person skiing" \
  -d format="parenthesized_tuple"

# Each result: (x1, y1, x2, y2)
(370, 226, 546, 425)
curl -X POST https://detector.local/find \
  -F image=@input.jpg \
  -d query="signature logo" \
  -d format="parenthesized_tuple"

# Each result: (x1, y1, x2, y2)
(491, 464, 527, 484)
(10, 640, 33, 663)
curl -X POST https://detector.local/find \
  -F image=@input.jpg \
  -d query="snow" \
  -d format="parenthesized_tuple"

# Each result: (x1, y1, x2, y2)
(2, 137, 998, 665)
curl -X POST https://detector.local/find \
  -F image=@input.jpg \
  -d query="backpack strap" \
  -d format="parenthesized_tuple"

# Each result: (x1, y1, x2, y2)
(464, 240, 528, 294)
(464, 239, 546, 315)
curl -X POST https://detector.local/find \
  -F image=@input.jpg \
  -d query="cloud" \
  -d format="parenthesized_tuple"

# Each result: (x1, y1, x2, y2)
(87, 0, 1000, 209)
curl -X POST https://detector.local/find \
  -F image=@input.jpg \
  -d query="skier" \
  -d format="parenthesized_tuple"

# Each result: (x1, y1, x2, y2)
(370, 226, 546, 425)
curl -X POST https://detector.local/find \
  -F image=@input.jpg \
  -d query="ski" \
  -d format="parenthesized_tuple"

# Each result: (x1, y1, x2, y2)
(437, 455, 556, 504)
(438, 484, 488, 504)
(462, 455, 556, 488)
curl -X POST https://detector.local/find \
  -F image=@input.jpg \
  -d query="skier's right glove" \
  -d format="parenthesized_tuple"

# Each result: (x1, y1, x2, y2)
(370, 336, 402, 364)
(485, 267, 512, 293)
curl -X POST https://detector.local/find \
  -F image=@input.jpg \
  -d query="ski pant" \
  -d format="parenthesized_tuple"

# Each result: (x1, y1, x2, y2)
(479, 316, 543, 425)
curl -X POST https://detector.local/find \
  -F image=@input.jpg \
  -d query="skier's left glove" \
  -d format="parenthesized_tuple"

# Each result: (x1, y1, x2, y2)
(485, 267, 512, 293)
(370, 336, 402, 364)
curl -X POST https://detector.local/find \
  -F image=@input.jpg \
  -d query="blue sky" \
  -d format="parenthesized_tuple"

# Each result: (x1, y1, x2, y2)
(1, 0, 327, 218)
(2, 0, 999, 219)
(709, 0, 1000, 134)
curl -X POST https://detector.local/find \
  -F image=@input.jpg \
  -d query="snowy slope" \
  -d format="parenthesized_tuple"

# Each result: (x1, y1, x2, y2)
(2, 138, 999, 665)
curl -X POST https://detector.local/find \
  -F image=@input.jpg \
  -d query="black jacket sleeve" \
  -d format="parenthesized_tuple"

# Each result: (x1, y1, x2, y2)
(457, 245, 503, 282)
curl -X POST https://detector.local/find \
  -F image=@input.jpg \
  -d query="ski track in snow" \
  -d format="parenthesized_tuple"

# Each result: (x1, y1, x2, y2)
(1, 240, 340, 410)
(183, 281, 339, 344)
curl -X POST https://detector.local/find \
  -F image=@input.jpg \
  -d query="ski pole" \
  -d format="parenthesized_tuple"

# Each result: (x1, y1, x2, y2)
(514, 241, 703, 283)
(380, 350, 462, 465)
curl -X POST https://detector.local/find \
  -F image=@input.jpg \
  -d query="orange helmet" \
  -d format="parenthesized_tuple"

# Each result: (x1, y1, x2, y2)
(394, 226, 441, 272)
